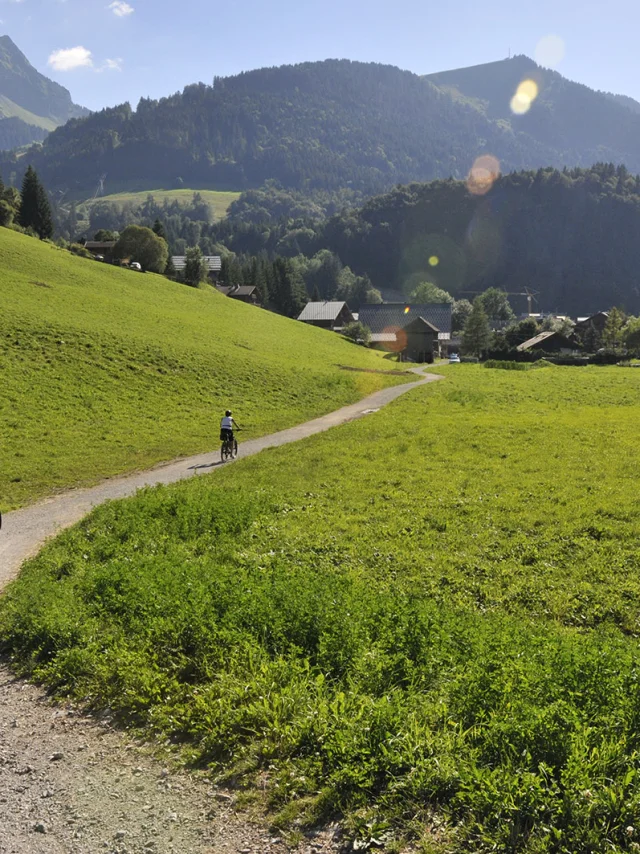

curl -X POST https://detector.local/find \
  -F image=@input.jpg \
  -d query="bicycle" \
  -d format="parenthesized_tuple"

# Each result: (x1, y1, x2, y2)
(220, 431, 239, 462)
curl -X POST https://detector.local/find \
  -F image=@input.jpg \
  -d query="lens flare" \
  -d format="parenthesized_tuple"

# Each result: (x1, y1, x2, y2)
(510, 78, 539, 115)
(428, 255, 439, 266)
(467, 154, 501, 196)
(535, 34, 565, 68)
(381, 325, 406, 353)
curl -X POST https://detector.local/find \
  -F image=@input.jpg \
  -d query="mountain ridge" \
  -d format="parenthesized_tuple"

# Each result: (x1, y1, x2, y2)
(0, 35, 88, 150)
(2, 52, 640, 194)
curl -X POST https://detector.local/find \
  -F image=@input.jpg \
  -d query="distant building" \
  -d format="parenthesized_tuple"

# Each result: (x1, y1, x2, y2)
(83, 240, 116, 261)
(516, 330, 578, 353)
(297, 301, 355, 330)
(358, 303, 452, 360)
(575, 311, 609, 334)
(171, 256, 222, 276)
(215, 284, 261, 305)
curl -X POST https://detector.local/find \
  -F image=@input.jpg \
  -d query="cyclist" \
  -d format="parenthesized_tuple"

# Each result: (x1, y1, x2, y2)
(220, 409, 241, 446)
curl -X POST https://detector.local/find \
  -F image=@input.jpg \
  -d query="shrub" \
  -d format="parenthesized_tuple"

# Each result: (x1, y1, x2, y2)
(484, 360, 528, 370)
(342, 321, 371, 345)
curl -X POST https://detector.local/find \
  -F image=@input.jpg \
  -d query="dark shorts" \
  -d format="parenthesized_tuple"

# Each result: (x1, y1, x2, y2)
(220, 428, 234, 442)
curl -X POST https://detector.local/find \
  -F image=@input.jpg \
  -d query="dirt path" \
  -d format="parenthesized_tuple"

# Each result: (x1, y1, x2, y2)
(0, 372, 442, 853)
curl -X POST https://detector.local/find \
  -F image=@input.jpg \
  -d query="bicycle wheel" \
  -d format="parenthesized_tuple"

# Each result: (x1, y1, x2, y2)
(221, 441, 229, 462)
(231, 439, 238, 459)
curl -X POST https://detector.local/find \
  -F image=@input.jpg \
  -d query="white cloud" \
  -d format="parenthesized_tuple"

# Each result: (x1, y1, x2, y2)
(102, 57, 123, 72)
(48, 46, 93, 72)
(108, 1, 134, 16)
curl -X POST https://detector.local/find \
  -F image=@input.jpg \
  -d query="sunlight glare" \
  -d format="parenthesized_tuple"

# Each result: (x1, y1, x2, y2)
(466, 154, 501, 196)
(510, 79, 539, 115)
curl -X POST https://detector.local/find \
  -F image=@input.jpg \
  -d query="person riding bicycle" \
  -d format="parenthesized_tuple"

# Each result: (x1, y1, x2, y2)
(220, 410, 241, 444)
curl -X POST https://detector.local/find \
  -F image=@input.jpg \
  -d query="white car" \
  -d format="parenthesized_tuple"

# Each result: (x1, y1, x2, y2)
(449, 353, 461, 363)
(129, 261, 142, 271)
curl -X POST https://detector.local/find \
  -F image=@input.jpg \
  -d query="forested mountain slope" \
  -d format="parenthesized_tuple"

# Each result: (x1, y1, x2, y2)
(0, 57, 612, 195)
(0, 36, 88, 150)
(426, 55, 640, 170)
(312, 164, 640, 315)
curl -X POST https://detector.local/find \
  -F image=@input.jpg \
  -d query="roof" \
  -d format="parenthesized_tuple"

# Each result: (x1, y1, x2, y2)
(516, 330, 575, 351)
(172, 255, 222, 271)
(359, 303, 451, 340)
(216, 285, 257, 297)
(297, 301, 353, 322)
(575, 311, 609, 326)
(370, 315, 440, 343)
(84, 241, 116, 251)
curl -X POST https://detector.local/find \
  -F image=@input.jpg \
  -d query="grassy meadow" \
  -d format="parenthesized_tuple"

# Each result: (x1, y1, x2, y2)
(83, 188, 240, 219)
(4, 364, 640, 851)
(0, 228, 406, 510)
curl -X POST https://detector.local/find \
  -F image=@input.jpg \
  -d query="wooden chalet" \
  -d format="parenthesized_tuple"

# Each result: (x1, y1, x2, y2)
(516, 330, 578, 353)
(297, 301, 355, 330)
(83, 240, 116, 261)
(215, 284, 261, 305)
(358, 303, 452, 361)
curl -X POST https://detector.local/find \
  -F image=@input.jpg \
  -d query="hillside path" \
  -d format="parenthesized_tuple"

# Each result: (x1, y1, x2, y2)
(0, 370, 441, 854)
(1, 369, 443, 591)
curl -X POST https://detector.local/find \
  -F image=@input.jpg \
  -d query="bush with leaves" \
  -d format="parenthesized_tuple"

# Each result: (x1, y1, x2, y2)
(342, 321, 371, 345)
(113, 225, 168, 273)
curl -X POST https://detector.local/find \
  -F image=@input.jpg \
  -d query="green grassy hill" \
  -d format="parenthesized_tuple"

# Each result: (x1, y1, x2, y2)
(84, 188, 240, 219)
(5, 364, 640, 851)
(0, 228, 405, 511)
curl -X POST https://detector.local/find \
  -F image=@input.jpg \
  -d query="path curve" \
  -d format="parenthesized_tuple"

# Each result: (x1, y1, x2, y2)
(0, 372, 442, 590)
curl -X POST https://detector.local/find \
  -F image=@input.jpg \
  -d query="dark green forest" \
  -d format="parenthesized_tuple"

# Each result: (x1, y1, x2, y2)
(65, 165, 640, 317)
(312, 164, 640, 315)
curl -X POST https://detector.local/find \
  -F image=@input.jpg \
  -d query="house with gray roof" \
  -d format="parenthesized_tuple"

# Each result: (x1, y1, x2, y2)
(358, 303, 452, 361)
(297, 301, 355, 330)
(516, 330, 578, 353)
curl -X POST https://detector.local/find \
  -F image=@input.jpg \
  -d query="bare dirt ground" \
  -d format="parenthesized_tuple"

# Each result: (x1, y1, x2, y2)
(0, 664, 344, 854)
(0, 374, 442, 852)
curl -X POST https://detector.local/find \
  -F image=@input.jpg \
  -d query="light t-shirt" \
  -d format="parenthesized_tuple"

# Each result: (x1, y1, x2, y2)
(221, 416, 233, 429)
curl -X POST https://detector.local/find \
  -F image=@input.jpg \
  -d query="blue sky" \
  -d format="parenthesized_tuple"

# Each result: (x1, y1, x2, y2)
(3, 0, 640, 111)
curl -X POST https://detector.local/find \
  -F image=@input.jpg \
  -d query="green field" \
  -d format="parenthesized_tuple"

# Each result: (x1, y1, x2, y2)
(83, 188, 241, 219)
(5, 364, 640, 851)
(0, 228, 406, 511)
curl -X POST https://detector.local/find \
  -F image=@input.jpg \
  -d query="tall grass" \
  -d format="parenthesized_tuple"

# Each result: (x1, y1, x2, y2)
(4, 365, 640, 850)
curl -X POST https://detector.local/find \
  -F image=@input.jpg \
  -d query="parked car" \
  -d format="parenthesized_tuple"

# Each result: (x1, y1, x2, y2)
(449, 353, 461, 363)
(129, 261, 142, 271)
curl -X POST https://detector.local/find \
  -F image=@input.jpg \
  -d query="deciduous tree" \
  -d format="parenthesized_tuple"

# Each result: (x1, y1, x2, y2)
(113, 225, 168, 273)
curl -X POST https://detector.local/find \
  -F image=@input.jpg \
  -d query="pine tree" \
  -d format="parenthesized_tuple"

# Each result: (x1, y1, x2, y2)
(152, 218, 167, 241)
(462, 298, 491, 357)
(18, 166, 53, 239)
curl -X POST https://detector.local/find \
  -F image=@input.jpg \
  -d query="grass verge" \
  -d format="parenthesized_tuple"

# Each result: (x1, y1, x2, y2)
(6, 365, 640, 850)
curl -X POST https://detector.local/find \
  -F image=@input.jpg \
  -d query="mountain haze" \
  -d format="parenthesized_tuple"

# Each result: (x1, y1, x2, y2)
(0, 36, 88, 150)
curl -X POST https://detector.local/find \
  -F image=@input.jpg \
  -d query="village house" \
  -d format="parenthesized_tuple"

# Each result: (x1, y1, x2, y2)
(171, 256, 222, 280)
(297, 301, 355, 330)
(358, 303, 452, 362)
(516, 330, 578, 353)
(574, 311, 609, 335)
(83, 240, 117, 262)
(215, 284, 261, 305)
